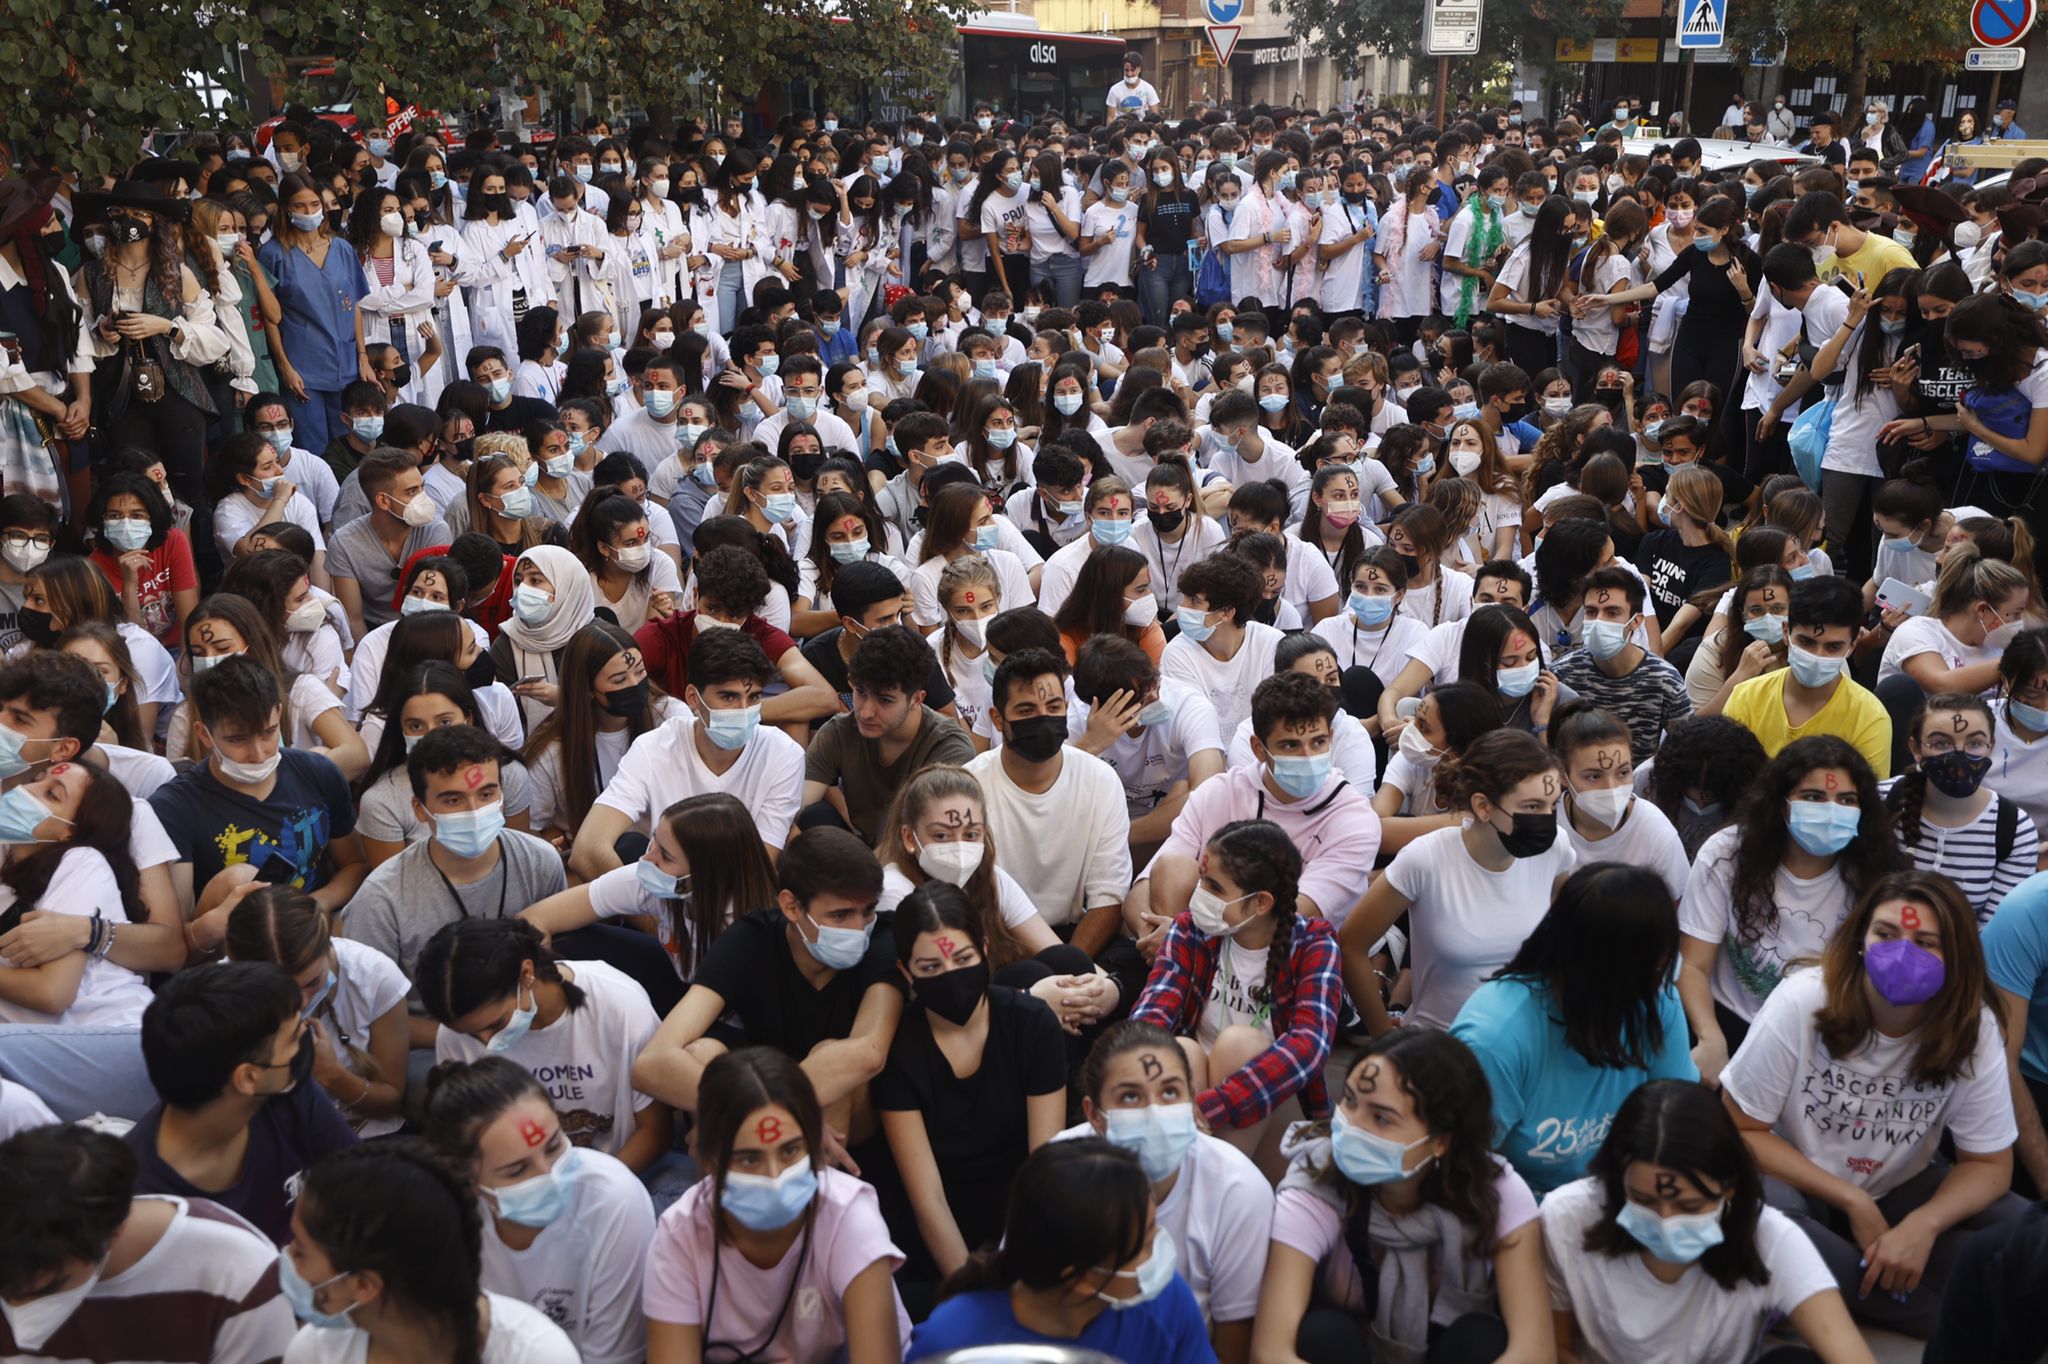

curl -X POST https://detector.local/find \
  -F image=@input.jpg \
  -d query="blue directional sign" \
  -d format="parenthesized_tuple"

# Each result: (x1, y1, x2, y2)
(1204, 0, 1244, 25)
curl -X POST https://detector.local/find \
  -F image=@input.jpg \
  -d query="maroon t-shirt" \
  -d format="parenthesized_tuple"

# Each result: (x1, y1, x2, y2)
(634, 610, 796, 696)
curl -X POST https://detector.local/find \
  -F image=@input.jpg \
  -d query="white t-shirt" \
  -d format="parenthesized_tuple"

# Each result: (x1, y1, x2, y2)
(212, 488, 325, 565)
(1106, 77, 1161, 112)
(1318, 198, 1373, 313)
(1064, 685, 1226, 819)
(317, 939, 411, 1137)
(1561, 796, 1693, 903)
(285, 1292, 579, 1363)
(0, 847, 154, 1027)
(345, 615, 494, 720)
(1031, 533, 1098, 622)
(1384, 824, 1577, 1029)
(1988, 699, 2048, 839)
(1540, 1176, 1837, 1364)
(478, 1147, 656, 1364)
(0, 1076, 57, 1138)
(1877, 614, 1993, 689)
(1081, 200, 1139, 288)
(1819, 321, 1903, 478)
(877, 860, 1040, 931)
(908, 547, 1037, 629)
(1197, 936, 1273, 1046)
(1277, 533, 1341, 619)
(963, 746, 1133, 926)
(1678, 825, 1853, 1022)
(1722, 966, 2017, 1198)
(1495, 244, 1558, 335)
(1397, 570, 1476, 629)
(592, 710, 806, 849)
(1311, 611, 1432, 686)
(1409, 615, 1475, 685)
(1159, 621, 1284, 742)
(434, 960, 661, 1159)
(1206, 430, 1309, 520)
(1572, 250, 1640, 354)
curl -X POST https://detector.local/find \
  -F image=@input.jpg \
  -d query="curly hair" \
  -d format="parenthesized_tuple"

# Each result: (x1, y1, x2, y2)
(1723, 735, 1900, 946)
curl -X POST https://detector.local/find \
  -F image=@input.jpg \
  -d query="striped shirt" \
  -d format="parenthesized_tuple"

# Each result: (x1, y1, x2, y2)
(0, 1195, 297, 1363)
(1879, 777, 2042, 922)
(1551, 647, 1696, 766)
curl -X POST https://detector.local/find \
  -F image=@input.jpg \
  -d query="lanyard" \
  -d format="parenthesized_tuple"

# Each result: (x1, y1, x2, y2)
(431, 840, 508, 922)
(702, 1213, 813, 1363)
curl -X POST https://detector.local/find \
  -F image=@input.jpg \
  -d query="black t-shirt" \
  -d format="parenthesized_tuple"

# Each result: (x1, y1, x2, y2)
(872, 986, 1066, 1247)
(1635, 528, 1733, 628)
(801, 628, 955, 713)
(691, 907, 901, 1058)
(1140, 190, 1201, 257)
(148, 750, 357, 894)
(1637, 460, 1753, 521)
(127, 1077, 360, 1245)
(483, 395, 557, 434)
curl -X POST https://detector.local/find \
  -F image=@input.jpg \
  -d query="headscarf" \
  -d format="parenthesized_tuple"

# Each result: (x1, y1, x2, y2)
(500, 544, 596, 725)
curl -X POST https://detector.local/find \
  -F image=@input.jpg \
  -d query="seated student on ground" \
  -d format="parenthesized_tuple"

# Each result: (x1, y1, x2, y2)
(354, 661, 537, 867)
(875, 882, 1070, 1284)
(631, 826, 899, 1138)
(1343, 728, 1576, 1033)
(906, 1136, 1217, 1364)
(1724, 574, 1894, 778)
(417, 916, 669, 1171)
(1159, 552, 1283, 742)
(525, 791, 776, 1016)
(873, 763, 1117, 1030)
(1549, 701, 1694, 901)
(1068, 632, 1227, 856)
(1988, 627, 2048, 841)
(1060, 1021, 1273, 1364)
(800, 558, 956, 717)
(342, 723, 567, 1050)
(1678, 735, 1902, 1087)
(641, 1047, 911, 1364)
(125, 960, 360, 1245)
(1543, 1079, 1877, 1364)
(967, 646, 1135, 941)
(1253, 1029, 1549, 1364)
(1132, 817, 1342, 1174)
(424, 1055, 656, 1364)
(1221, 632, 1380, 789)
(1881, 692, 2041, 923)
(1131, 671, 1379, 955)
(802, 624, 976, 842)
(1370, 680, 1504, 857)
(1549, 564, 1694, 763)
(519, 621, 683, 852)
(224, 886, 409, 1138)
(0, 1123, 299, 1361)
(279, 1140, 583, 1362)
(147, 655, 366, 930)
(569, 628, 806, 880)
(1723, 870, 2026, 1338)
(1451, 862, 1698, 1195)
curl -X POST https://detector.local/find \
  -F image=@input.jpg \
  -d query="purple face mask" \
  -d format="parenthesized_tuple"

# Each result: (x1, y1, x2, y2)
(1864, 937, 1945, 1006)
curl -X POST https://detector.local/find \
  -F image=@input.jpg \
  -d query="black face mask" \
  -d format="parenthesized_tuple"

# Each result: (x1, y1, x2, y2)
(1493, 810, 1558, 858)
(463, 653, 497, 692)
(1396, 552, 1421, 578)
(1005, 714, 1068, 763)
(107, 213, 150, 245)
(16, 607, 56, 649)
(789, 450, 826, 481)
(1504, 398, 1535, 423)
(1921, 749, 1992, 798)
(481, 193, 513, 218)
(35, 232, 65, 260)
(601, 678, 651, 718)
(911, 961, 989, 1026)
(1149, 505, 1186, 535)
(388, 363, 412, 390)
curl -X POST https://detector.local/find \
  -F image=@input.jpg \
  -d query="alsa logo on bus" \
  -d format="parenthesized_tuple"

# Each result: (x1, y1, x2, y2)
(1028, 41, 1060, 62)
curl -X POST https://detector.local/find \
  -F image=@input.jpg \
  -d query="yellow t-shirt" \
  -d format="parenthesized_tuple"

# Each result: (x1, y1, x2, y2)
(1724, 668, 1892, 778)
(1822, 231, 1916, 291)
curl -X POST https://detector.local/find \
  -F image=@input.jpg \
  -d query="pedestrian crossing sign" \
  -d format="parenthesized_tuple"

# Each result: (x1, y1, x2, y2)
(1677, 0, 1726, 48)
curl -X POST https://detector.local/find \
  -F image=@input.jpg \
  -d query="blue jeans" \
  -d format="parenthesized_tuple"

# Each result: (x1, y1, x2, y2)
(1139, 254, 1192, 327)
(1034, 252, 1083, 309)
(0, 1024, 154, 1122)
(716, 260, 746, 336)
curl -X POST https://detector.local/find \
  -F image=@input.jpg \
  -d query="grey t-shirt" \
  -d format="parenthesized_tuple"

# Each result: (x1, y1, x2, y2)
(325, 516, 452, 630)
(341, 830, 567, 1007)
(355, 761, 534, 845)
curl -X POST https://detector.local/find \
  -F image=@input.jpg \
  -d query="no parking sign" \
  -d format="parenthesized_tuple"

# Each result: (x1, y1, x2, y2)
(1972, 0, 2036, 48)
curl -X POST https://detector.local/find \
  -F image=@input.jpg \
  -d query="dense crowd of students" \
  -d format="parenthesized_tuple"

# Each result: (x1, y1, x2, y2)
(2, 65, 2048, 1364)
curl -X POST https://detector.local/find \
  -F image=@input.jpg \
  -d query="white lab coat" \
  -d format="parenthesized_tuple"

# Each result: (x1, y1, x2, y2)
(540, 207, 610, 325)
(461, 214, 552, 356)
(356, 236, 441, 404)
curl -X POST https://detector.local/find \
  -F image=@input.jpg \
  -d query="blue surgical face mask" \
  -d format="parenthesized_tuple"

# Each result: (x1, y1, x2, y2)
(1497, 660, 1541, 697)
(276, 1252, 359, 1330)
(1786, 642, 1844, 688)
(485, 976, 538, 1053)
(301, 969, 336, 1019)
(1348, 591, 1394, 627)
(973, 358, 998, 380)
(1742, 612, 1785, 643)
(1091, 517, 1134, 547)
(2008, 697, 2048, 732)
(644, 389, 677, 417)
(759, 492, 798, 524)
(485, 378, 512, 404)
(434, 800, 505, 858)
(986, 427, 1016, 449)
(1176, 605, 1216, 642)
(636, 857, 682, 898)
(490, 1146, 583, 1227)
(721, 1159, 819, 1231)
(784, 395, 817, 422)
(802, 911, 876, 969)
(907, 321, 929, 341)
(1258, 393, 1290, 413)
(1583, 617, 1632, 661)
(1452, 401, 1481, 421)
(702, 702, 761, 750)
(102, 517, 151, 551)
(1054, 391, 1084, 415)
(1617, 1198, 1726, 1264)
(1789, 561, 1817, 580)
(1269, 750, 1335, 798)
(1787, 799, 1861, 856)
(1103, 1102, 1198, 1181)
(1330, 1107, 1436, 1185)
(512, 584, 555, 625)
(2017, 289, 2048, 313)
(829, 537, 870, 563)
(428, 170, 448, 191)
(261, 427, 293, 455)
(1215, 321, 1234, 344)
(972, 523, 1001, 552)
(0, 785, 62, 842)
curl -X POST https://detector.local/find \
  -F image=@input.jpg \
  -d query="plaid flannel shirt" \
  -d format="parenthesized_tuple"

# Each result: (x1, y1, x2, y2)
(1131, 913, 1341, 1129)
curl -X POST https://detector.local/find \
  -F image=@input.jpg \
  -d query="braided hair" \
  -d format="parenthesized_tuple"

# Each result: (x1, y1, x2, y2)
(1886, 692, 1996, 849)
(1204, 819, 1303, 1021)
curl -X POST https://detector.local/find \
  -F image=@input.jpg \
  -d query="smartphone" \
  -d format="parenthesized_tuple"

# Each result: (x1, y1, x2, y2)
(1877, 577, 1933, 616)
(515, 674, 547, 686)
(255, 853, 299, 886)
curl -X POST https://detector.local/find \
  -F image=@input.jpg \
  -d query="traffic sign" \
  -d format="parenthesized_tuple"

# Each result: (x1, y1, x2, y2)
(1968, 43, 2028, 67)
(1972, 0, 2036, 47)
(1201, 0, 1243, 24)
(1423, 0, 1483, 55)
(1677, 0, 1727, 48)
(1205, 23, 1241, 66)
